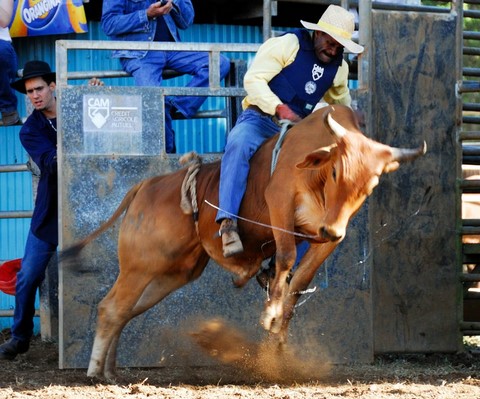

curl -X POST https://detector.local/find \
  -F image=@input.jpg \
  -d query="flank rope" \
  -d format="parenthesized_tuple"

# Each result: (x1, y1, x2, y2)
(204, 200, 316, 240)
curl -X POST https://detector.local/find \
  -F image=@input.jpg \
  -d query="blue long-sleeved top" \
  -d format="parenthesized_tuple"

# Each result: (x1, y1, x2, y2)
(101, 0, 194, 59)
(19, 110, 58, 246)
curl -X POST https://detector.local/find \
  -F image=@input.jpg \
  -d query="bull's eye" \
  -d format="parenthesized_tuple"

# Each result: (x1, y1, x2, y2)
(332, 166, 337, 182)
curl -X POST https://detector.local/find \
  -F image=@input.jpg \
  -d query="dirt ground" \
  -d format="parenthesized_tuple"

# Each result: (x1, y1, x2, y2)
(1, 323, 480, 399)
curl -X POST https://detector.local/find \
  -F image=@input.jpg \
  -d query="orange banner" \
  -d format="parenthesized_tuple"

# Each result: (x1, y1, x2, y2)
(9, 0, 88, 38)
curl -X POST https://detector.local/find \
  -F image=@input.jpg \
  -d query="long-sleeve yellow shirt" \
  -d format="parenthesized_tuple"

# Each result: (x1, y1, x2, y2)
(242, 32, 352, 115)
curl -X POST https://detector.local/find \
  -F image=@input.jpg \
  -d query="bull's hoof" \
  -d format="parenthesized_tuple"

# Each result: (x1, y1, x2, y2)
(86, 365, 101, 379)
(86, 362, 117, 382)
(104, 370, 119, 384)
(256, 267, 293, 292)
(232, 275, 249, 288)
(87, 370, 118, 384)
(260, 306, 283, 334)
(256, 269, 272, 291)
(86, 370, 101, 379)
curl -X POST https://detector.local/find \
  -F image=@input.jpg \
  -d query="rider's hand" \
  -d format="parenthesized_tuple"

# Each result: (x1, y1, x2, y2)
(147, 0, 172, 19)
(275, 104, 302, 123)
(88, 77, 104, 87)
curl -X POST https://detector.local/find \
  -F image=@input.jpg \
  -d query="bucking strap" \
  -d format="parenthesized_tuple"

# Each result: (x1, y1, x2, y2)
(179, 152, 202, 234)
(271, 120, 296, 175)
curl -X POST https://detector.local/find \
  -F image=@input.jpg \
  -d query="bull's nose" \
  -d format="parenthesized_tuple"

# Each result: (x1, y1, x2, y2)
(319, 226, 343, 242)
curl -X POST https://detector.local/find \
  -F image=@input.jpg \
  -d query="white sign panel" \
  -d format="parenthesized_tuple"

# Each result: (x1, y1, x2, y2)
(83, 95, 143, 154)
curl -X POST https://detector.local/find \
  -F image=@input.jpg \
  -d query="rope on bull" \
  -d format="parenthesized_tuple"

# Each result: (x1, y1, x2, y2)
(180, 152, 202, 232)
(271, 120, 296, 175)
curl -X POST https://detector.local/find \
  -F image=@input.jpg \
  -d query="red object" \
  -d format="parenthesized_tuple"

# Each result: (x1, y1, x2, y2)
(275, 104, 301, 122)
(0, 258, 21, 296)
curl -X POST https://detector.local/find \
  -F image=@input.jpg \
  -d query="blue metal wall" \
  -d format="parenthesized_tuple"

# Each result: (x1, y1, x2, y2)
(0, 20, 264, 331)
(0, 125, 32, 330)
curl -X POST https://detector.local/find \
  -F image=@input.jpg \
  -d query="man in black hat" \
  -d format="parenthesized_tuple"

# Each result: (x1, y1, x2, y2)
(0, 61, 102, 360)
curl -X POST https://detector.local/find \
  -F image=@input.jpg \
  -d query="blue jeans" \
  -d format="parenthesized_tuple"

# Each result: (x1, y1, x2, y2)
(294, 240, 310, 268)
(12, 230, 56, 342)
(216, 108, 280, 222)
(0, 39, 18, 113)
(121, 50, 231, 153)
(268, 240, 311, 271)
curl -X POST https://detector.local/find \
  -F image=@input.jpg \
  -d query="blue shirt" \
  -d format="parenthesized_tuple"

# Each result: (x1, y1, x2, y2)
(19, 110, 58, 246)
(154, 16, 174, 42)
(101, 0, 194, 59)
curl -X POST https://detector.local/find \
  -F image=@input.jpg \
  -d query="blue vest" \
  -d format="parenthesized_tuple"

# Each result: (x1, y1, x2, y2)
(268, 29, 344, 118)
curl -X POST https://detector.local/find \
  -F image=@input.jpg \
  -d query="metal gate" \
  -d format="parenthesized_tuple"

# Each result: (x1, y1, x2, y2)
(457, 0, 480, 335)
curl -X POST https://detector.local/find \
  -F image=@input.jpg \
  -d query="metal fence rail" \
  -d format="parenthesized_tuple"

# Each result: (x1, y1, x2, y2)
(55, 40, 261, 137)
(55, 40, 260, 88)
(0, 164, 32, 220)
(261, 0, 453, 41)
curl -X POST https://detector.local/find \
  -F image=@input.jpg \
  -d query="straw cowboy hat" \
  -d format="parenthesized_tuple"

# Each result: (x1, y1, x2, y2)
(11, 60, 56, 94)
(301, 5, 364, 54)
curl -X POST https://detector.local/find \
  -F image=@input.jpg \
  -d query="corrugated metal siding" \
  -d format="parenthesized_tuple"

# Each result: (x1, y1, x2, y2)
(176, 24, 261, 153)
(0, 126, 31, 258)
(1, 21, 262, 330)
(0, 125, 32, 329)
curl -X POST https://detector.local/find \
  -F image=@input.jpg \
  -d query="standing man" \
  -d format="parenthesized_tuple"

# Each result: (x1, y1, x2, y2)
(0, 61, 103, 360)
(101, 0, 231, 153)
(0, 0, 19, 126)
(216, 5, 364, 258)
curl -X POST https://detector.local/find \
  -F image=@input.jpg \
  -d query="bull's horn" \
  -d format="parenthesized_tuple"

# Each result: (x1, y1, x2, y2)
(391, 141, 427, 163)
(326, 112, 347, 139)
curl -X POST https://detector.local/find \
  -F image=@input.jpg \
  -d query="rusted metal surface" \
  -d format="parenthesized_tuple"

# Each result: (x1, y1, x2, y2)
(369, 9, 460, 353)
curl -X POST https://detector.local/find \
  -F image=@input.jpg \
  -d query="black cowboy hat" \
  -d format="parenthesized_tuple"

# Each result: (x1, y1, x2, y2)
(11, 60, 56, 94)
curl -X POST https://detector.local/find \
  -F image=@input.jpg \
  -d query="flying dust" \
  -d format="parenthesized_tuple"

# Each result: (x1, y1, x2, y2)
(189, 318, 331, 383)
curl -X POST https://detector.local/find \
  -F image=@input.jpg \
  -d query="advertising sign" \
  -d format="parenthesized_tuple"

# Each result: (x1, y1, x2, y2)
(83, 94, 144, 155)
(9, 0, 88, 37)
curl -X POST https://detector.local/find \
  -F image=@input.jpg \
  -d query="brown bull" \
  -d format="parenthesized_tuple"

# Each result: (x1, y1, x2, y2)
(64, 105, 426, 379)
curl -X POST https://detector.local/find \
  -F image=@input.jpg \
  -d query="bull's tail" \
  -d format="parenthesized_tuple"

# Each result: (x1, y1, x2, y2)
(60, 181, 146, 259)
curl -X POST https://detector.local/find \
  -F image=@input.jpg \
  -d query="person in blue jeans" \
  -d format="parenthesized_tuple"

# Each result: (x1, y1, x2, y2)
(0, 0, 19, 126)
(0, 61, 103, 361)
(216, 5, 364, 264)
(101, 0, 231, 153)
